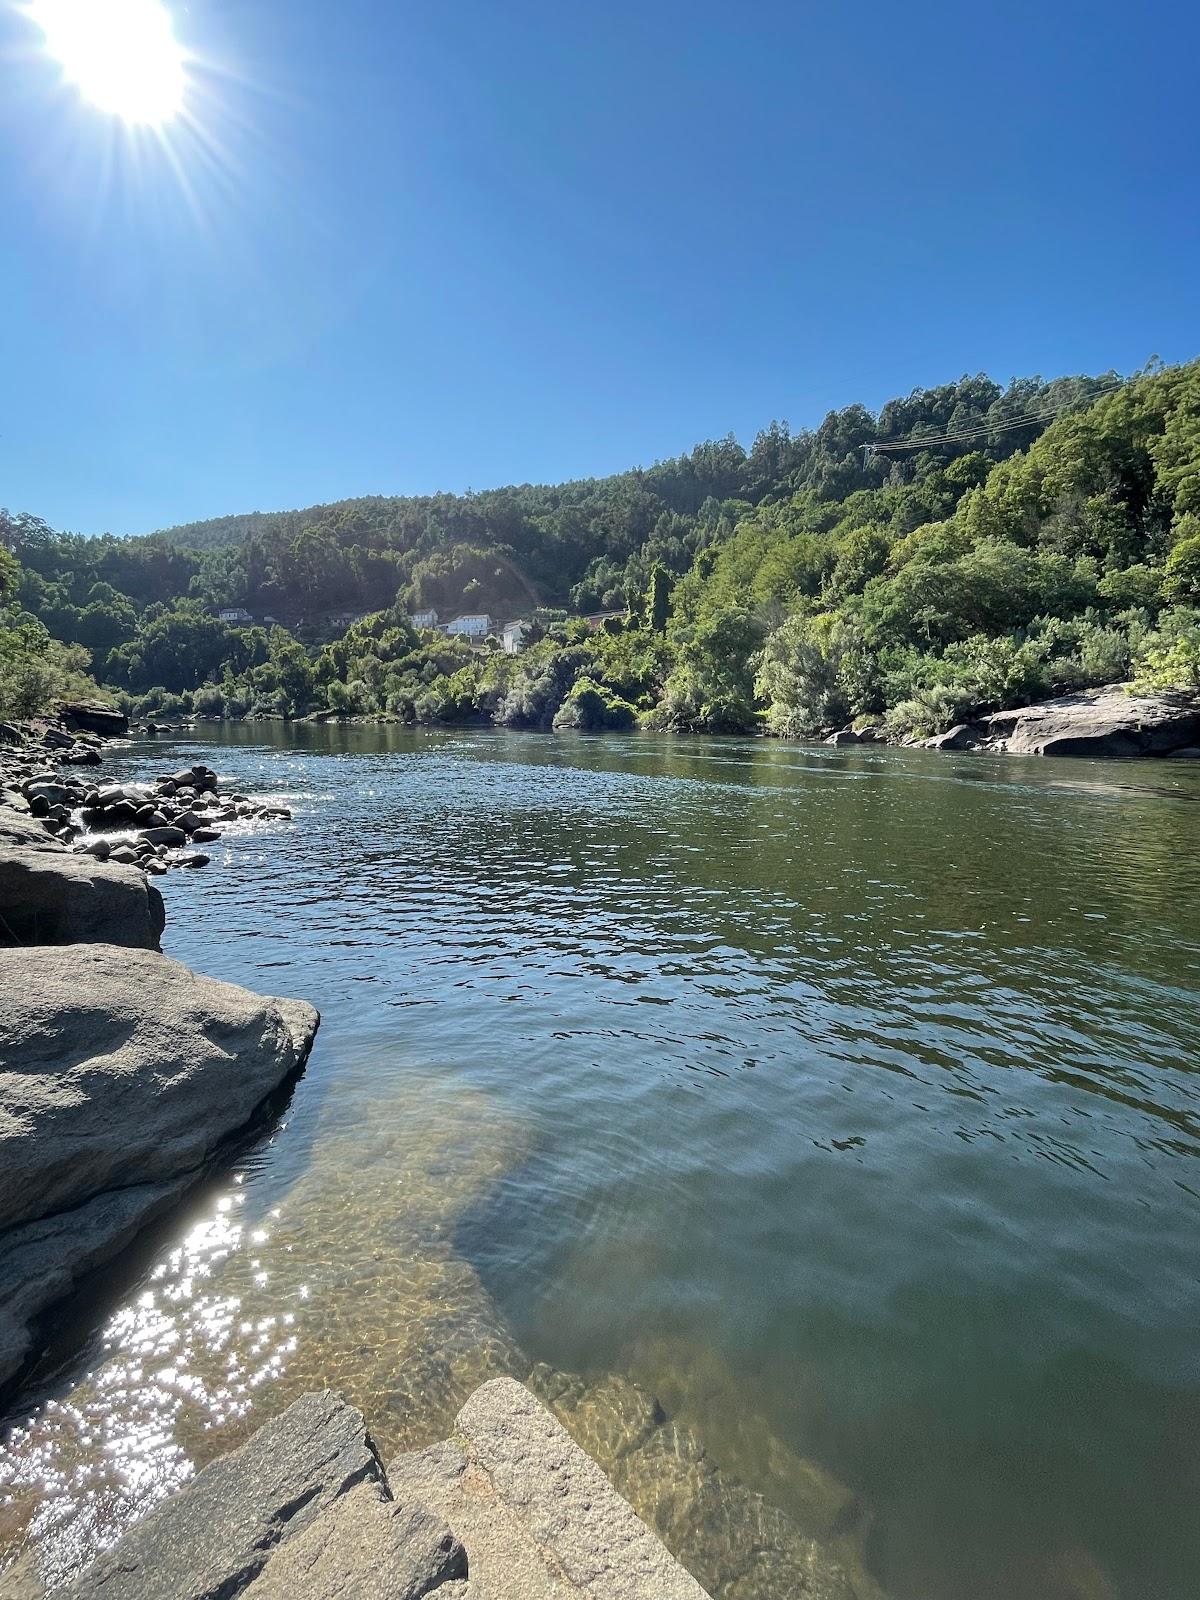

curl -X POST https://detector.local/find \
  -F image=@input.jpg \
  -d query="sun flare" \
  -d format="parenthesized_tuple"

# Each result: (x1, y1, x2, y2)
(29, 0, 186, 125)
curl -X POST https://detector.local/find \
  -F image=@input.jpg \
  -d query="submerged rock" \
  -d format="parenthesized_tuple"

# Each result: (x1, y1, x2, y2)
(527, 1365, 877, 1600)
(0, 944, 319, 1394)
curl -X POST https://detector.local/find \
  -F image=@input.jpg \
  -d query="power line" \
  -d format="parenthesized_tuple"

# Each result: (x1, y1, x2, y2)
(863, 381, 1125, 461)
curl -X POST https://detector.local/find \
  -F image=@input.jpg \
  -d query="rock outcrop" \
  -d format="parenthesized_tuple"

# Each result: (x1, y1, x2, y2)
(0, 945, 319, 1394)
(918, 686, 1200, 759)
(980, 686, 1200, 757)
(55, 1392, 402, 1600)
(60, 704, 129, 739)
(39, 1383, 711, 1600)
(0, 838, 165, 948)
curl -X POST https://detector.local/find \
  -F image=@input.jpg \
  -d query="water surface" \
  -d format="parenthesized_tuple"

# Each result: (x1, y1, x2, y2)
(3, 726, 1199, 1600)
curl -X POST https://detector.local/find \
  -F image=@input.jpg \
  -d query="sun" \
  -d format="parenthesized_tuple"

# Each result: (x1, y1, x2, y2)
(29, 0, 186, 125)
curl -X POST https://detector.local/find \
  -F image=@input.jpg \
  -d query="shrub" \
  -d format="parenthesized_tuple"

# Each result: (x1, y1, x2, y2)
(1163, 534, 1200, 604)
(552, 676, 638, 731)
(1132, 608, 1200, 691)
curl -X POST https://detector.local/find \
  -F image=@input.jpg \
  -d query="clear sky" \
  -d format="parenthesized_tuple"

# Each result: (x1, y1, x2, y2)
(2, 0, 1197, 536)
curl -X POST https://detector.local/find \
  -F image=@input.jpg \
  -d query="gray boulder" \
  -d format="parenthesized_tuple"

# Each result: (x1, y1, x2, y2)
(139, 825, 188, 847)
(60, 703, 128, 738)
(0, 945, 319, 1392)
(0, 840, 165, 947)
(920, 723, 982, 752)
(0, 944, 319, 1233)
(978, 686, 1200, 758)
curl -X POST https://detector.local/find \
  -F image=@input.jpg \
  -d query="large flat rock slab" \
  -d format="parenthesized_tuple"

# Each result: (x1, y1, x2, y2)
(389, 1378, 711, 1599)
(979, 686, 1200, 757)
(243, 1481, 466, 1600)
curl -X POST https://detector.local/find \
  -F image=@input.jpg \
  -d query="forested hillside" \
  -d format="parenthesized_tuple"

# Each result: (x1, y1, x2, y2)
(2, 361, 1198, 733)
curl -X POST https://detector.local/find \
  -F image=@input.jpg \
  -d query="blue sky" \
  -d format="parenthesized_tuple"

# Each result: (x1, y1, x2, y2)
(2, 0, 1197, 536)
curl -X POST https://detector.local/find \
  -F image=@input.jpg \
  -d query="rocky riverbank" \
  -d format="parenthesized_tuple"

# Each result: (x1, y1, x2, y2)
(0, 712, 319, 1402)
(821, 684, 1200, 759)
(2, 715, 292, 875)
(926, 684, 1200, 758)
(3, 1381, 713, 1600)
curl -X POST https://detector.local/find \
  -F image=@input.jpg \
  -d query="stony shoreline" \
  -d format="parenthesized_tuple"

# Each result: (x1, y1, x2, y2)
(0, 708, 318, 1403)
(131, 681, 1200, 761)
(2, 712, 292, 876)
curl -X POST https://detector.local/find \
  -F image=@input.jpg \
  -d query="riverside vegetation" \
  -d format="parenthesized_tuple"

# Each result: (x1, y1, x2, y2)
(2, 359, 1199, 741)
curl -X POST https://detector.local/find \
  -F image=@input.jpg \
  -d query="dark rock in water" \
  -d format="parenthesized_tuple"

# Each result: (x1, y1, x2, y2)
(921, 723, 982, 752)
(108, 845, 138, 865)
(139, 825, 188, 847)
(190, 826, 223, 842)
(1170, 745, 1200, 759)
(54, 1393, 380, 1600)
(23, 781, 73, 808)
(826, 729, 861, 746)
(0, 841, 164, 948)
(175, 851, 211, 868)
(60, 703, 128, 738)
(0, 944, 320, 1394)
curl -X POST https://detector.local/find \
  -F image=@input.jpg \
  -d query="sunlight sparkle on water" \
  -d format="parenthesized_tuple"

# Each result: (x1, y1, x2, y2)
(28, 0, 186, 124)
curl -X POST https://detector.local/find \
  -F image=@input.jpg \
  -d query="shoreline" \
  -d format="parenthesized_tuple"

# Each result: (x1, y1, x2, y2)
(124, 680, 1200, 761)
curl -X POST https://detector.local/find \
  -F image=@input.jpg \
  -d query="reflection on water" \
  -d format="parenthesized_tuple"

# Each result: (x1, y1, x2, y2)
(2, 726, 1200, 1600)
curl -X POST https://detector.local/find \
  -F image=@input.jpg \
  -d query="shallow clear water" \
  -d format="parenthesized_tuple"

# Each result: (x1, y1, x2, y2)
(3, 726, 1200, 1599)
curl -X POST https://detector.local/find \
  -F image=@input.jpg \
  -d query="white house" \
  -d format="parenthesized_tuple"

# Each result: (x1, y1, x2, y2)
(218, 607, 253, 624)
(501, 620, 528, 654)
(445, 613, 492, 640)
(409, 607, 439, 629)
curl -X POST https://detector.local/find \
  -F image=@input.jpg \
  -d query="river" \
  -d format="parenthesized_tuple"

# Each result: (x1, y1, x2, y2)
(2, 725, 1199, 1600)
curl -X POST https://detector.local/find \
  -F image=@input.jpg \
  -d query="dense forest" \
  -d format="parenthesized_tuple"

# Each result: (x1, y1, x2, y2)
(2, 360, 1198, 734)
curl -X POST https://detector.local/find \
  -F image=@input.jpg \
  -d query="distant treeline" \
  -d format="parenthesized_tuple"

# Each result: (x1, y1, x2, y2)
(2, 361, 1198, 732)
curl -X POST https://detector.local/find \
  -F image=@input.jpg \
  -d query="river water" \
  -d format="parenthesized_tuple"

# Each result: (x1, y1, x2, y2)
(2, 726, 1200, 1600)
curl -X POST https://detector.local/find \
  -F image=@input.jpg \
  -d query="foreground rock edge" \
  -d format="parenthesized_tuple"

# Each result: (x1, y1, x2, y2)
(14, 1382, 710, 1600)
(0, 944, 320, 1398)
